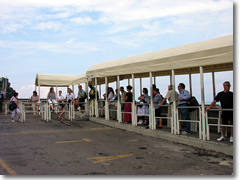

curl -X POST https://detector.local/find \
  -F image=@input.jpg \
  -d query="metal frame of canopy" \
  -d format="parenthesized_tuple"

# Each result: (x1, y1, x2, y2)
(85, 35, 233, 141)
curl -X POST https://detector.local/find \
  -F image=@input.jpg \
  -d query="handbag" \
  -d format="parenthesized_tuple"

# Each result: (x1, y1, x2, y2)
(9, 101, 17, 111)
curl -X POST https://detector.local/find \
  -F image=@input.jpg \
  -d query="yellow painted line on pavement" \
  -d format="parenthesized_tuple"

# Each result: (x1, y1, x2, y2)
(0, 159, 18, 175)
(0, 127, 117, 136)
(56, 138, 92, 144)
(87, 154, 133, 164)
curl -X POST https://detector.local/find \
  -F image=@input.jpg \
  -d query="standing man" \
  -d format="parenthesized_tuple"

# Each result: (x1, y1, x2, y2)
(120, 86, 126, 112)
(158, 85, 178, 106)
(177, 83, 191, 135)
(76, 85, 86, 117)
(206, 81, 233, 142)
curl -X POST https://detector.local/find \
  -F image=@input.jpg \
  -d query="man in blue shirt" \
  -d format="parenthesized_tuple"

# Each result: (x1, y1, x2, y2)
(178, 83, 191, 135)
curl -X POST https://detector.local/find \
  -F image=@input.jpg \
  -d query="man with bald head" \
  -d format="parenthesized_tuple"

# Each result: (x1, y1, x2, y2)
(207, 81, 233, 142)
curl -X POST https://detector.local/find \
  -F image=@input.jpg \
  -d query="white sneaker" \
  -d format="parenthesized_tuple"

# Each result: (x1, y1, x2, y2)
(230, 136, 233, 143)
(217, 136, 225, 141)
(80, 115, 83, 118)
(19, 118, 21, 122)
(11, 120, 15, 123)
(137, 121, 142, 125)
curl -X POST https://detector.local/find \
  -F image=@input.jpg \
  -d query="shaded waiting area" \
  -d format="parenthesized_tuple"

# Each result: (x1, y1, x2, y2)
(86, 34, 233, 141)
(5, 34, 233, 149)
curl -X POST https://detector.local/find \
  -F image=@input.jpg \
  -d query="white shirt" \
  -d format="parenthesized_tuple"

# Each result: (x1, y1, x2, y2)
(66, 93, 75, 101)
(108, 92, 114, 101)
(58, 95, 65, 101)
(10, 96, 17, 102)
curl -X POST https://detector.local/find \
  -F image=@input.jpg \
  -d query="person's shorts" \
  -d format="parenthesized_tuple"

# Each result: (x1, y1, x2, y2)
(221, 110, 233, 125)
(78, 98, 85, 107)
(155, 107, 162, 117)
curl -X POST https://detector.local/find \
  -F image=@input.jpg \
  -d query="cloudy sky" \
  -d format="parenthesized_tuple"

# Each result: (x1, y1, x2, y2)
(0, 0, 233, 103)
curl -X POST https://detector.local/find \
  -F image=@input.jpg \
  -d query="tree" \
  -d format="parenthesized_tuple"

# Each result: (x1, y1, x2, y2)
(0, 79, 15, 99)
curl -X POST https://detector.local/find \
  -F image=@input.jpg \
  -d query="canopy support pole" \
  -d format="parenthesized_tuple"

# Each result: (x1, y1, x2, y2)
(154, 72, 156, 85)
(171, 70, 177, 134)
(200, 66, 206, 140)
(140, 74, 142, 95)
(105, 77, 109, 120)
(149, 72, 154, 130)
(132, 74, 136, 126)
(85, 79, 89, 116)
(95, 78, 98, 118)
(117, 75, 121, 123)
(38, 85, 40, 101)
(212, 65, 216, 99)
(189, 68, 192, 97)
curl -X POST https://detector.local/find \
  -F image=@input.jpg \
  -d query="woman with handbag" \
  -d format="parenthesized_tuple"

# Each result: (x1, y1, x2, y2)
(10, 92, 21, 123)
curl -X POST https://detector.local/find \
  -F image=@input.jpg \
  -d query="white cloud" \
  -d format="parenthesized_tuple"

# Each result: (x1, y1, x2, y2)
(33, 21, 61, 31)
(0, 0, 232, 33)
(0, 40, 99, 54)
(70, 17, 94, 24)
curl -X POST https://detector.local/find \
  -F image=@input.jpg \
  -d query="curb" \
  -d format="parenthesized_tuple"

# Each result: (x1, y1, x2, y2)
(89, 117, 233, 156)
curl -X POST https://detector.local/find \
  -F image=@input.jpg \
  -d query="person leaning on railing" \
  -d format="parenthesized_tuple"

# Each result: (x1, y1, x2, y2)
(30, 91, 40, 122)
(47, 87, 57, 111)
(158, 85, 178, 106)
(177, 83, 191, 135)
(206, 81, 233, 143)
(147, 88, 163, 129)
(124, 85, 133, 124)
(137, 88, 149, 125)
(57, 90, 65, 122)
(75, 85, 86, 117)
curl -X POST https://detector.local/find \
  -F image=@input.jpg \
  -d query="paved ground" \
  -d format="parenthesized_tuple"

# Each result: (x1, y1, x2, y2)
(0, 113, 233, 175)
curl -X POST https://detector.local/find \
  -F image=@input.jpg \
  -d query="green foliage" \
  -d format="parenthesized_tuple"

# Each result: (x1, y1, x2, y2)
(0, 80, 15, 99)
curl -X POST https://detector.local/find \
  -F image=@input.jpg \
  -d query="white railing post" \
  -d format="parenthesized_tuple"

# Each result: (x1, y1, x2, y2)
(171, 69, 177, 134)
(132, 74, 136, 126)
(105, 77, 109, 120)
(200, 66, 206, 140)
(149, 72, 153, 130)
(95, 78, 99, 118)
(117, 75, 121, 123)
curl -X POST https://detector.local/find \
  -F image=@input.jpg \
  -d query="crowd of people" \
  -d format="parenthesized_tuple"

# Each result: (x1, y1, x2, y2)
(8, 81, 233, 142)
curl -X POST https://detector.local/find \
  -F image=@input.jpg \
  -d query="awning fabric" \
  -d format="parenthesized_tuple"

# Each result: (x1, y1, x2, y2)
(86, 34, 233, 84)
(35, 73, 86, 87)
(72, 73, 87, 85)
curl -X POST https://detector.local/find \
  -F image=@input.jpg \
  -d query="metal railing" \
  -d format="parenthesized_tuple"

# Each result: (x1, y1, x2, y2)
(206, 108, 233, 140)
(153, 104, 172, 130)
(176, 106, 202, 139)
(72, 102, 90, 119)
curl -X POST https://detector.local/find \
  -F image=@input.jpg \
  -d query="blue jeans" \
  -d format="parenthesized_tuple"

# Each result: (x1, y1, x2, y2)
(179, 103, 190, 133)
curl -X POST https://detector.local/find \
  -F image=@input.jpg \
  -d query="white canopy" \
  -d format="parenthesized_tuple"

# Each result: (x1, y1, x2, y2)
(35, 73, 86, 87)
(86, 34, 233, 83)
(72, 73, 87, 85)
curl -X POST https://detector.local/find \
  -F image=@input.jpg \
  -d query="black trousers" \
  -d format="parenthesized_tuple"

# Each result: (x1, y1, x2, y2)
(0, 100, 2, 112)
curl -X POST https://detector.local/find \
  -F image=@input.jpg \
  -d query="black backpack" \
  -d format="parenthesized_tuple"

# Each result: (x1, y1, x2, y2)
(187, 96, 199, 112)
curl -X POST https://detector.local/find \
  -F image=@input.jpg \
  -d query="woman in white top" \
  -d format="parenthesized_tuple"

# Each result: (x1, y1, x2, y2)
(108, 87, 115, 102)
(30, 91, 39, 122)
(10, 92, 21, 123)
(57, 90, 65, 122)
